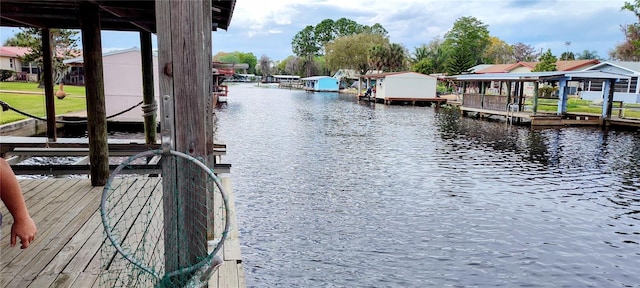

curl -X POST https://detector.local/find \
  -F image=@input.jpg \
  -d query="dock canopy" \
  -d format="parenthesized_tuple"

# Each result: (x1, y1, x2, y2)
(449, 71, 631, 82)
(0, 0, 236, 32)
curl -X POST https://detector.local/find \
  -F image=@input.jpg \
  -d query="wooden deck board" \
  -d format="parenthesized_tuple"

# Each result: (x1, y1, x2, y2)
(221, 177, 242, 261)
(0, 178, 82, 253)
(0, 178, 245, 288)
(3, 183, 102, 287)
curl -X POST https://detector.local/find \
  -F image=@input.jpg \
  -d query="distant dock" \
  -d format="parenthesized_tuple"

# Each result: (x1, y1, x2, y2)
(357, 94, 447, 106)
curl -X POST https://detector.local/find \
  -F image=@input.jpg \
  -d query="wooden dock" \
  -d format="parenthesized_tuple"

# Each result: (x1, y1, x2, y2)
(0, 177, 244, 288)
(357, 95, 447, 106)
(0, 136, 230, 175)
(460, 106, 640, 127)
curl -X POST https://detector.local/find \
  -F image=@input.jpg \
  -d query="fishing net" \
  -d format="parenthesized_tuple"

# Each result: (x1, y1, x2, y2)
(99, 149, 230, 287)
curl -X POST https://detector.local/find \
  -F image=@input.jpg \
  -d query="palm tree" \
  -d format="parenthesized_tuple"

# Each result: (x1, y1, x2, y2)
(411, 45, 429, 64)
(368, 44, 387, 72)
(387, 43, 407, 72)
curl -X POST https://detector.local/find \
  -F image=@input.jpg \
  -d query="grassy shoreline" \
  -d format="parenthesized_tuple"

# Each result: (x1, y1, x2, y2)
(0, 82, 87, 124)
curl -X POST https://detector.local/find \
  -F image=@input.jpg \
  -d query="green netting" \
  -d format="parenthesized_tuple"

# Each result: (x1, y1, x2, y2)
(100, 149, 230, 287)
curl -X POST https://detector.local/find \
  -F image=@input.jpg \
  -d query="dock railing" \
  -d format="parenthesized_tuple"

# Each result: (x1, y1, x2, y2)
(463, 93, 509, 111)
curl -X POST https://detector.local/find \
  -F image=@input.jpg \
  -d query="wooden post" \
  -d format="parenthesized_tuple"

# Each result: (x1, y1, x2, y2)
(156, 0, 210, 273)
(557, 78, 568, 115)
(533, 82, 539, 115)
(79, 3, 109, 186)
(41, 28, 56, 142)
(200, 5, 217, 241)
(140, 31, 157, 145)
(479, 82, 484, 109)
(602, 79, 615, 126)
(518, 81, 525, 111)
(506, 81, 512, 107)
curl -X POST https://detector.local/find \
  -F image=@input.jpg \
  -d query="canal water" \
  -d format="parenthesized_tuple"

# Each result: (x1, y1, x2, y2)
(214, 84, 640, 287)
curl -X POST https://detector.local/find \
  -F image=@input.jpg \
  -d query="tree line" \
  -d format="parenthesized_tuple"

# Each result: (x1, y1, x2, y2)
(270, 0, 640, 77)
(2, 1, 638, 81)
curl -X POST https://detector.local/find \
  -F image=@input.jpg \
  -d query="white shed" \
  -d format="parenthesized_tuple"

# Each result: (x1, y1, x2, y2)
(365, 72, 437, 101)
(64, 48, 159, 121)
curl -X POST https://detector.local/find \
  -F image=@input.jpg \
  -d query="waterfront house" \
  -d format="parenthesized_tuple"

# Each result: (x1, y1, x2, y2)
(301, 76, 339, 92)
(362, 71, 437, 101)
(580, 61, 640, 103)
(64, 47, 160, 120)
(0, 46, 38, 81)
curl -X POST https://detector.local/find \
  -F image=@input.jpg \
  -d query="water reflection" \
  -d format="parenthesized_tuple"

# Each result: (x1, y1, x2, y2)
(214, 84, 639, 287)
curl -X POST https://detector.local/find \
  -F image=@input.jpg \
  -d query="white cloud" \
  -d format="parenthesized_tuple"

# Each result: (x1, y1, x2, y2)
(3, 0, 632, 61)
(231, 0, 300, 37)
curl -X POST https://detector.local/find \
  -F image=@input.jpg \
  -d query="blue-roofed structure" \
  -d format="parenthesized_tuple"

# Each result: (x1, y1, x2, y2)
(301, 76, 339, 92)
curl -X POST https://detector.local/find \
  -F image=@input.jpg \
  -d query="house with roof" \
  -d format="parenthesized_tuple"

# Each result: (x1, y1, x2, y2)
(301, 76, 339, 92)
(580, 61, 640, 103)
(63, 47, 160, 120)
(0, 46, 39, 81)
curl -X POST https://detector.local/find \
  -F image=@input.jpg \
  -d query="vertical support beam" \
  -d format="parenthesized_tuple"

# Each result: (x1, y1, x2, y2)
(41, 28, 56, 142)
(478, 82, 484, 109)
(506, 81, 512, 105)
(157, 0, 210, 274)
(140, 31, 157, 145)
(533, 82, 539, 115)
(557, 78, 568, 115)
(601, 79, 616, 125)
(79, 3, 109, 186)
(200, 4, 216, 241)
(518, 81, 525, 111)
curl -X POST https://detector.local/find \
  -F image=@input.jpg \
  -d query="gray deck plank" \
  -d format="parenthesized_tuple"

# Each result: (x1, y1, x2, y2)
(0, 178, 244, 288)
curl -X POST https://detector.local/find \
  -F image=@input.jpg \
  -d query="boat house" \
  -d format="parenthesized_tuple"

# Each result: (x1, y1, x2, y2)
(361, 71, 440, 105)
(301, 76, 339, 92)
(64, 48, 160, 121)
(0, 1, 245, 287)
(450, 70, 632, 126)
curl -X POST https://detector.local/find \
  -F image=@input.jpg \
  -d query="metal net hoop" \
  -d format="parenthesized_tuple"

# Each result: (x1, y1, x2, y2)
(100, 149, 230, 287)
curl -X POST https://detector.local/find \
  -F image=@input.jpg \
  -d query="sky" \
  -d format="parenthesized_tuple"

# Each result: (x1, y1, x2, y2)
(0, 0, 637, 62)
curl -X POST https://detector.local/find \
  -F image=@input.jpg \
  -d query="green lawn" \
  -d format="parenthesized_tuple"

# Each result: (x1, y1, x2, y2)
(0, 82, 86, 124)
(528, 98, 640, 119)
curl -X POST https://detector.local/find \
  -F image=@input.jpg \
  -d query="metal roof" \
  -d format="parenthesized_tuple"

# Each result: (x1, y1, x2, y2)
(301, 76, 336, 81)
(585, 61, 640, 75)
(450, 70, 631, 82)
(361, 71, 432, 79)
(0, 0, 236, 32)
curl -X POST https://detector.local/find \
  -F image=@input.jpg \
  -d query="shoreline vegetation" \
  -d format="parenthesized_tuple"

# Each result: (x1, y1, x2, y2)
(2, 81, 639, 125)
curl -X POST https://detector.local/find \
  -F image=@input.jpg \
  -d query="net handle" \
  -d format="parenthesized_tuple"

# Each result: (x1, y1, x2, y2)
(100, 149, 231, 281)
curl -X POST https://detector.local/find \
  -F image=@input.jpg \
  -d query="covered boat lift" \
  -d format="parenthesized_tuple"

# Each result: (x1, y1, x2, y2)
(1, 1, 245, 287)
(449, 71, 632, 126)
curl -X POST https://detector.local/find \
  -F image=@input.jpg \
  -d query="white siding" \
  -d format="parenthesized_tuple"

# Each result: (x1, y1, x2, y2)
(375, 72, 437, 99)
(102, 51, 159, 120)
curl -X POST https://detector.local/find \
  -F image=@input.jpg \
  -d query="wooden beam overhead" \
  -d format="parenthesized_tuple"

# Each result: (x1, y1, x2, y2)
(0, 0, 235, 32)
